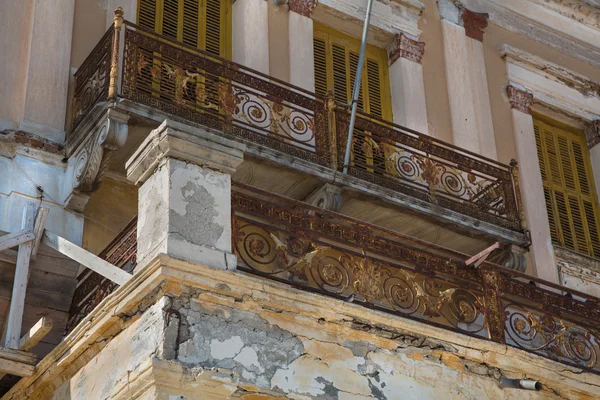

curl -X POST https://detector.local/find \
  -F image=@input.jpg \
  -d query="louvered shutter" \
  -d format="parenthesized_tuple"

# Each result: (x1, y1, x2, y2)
(534, 118, 600, 258)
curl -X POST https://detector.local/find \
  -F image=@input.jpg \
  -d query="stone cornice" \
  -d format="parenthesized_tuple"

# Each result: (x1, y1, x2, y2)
(314, 0, 424, 43)
(388, 33, 425, 65)
(500, 45, 600, 98)
(528, 0, 600, 32)
(461, 0, 600, 68)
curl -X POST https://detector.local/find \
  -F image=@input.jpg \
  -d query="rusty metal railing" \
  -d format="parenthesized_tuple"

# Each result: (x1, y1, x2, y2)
(71, 20, 525, 232)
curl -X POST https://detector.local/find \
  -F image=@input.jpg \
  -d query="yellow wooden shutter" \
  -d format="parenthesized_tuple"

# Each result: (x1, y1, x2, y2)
(534, 118, 600, 258)
(137, 0, 230, 58)
(313, 23, 391, 120)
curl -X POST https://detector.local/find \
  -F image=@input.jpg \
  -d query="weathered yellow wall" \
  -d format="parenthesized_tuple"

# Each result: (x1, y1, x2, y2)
(83, 178, 138, 254)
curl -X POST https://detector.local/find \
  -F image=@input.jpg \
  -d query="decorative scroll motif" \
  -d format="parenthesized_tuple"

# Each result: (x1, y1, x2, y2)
(586, 120, 600, 149)
(233, 219, 488, 337)
(289, 0, 318, 17)
(506, 85, 534, 114)
(336, 110, 520, 230)
(504, 304, 600, 370)
(66, 109, 129, 196)
(65, 217, 137, 334)
(388, 34, 425, 65)
(71, 26, 114, 130)
(462, 8, 489, 42)
(121, 24, 327, 165)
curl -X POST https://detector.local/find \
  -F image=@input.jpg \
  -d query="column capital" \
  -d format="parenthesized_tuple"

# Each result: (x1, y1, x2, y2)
(126, 120, 246, 185)
(507, 85, 534, 114)
(462, 8, 488, 42)
(289, 0, 317, 17)
(388, 33, 425, 65)
(586, 120, 600, 149)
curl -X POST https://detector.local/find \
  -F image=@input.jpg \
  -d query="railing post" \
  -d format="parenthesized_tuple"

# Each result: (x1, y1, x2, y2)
(326, 90, 338, 170)
(481, 267, 506, 344)
(510, 159, 527, 231)
(108, 7, 124, 100)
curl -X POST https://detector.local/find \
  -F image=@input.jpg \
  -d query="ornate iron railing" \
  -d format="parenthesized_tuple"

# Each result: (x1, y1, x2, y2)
(67, 185, 600, 373)
(72, 20, 525, 232)
(232, 184, 600, 374)
(65, 217, 137, 333)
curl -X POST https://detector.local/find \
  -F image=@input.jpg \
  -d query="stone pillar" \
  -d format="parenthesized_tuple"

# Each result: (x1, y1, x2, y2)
(288, 5, 315, 92)
(0, 0, 75, 142)
(387, 34, 428, 134)
(126, 120, 246, 271)
(440, 8, 497, 159)
(507, 85, 559, 283)
(233, 0, 270, 74)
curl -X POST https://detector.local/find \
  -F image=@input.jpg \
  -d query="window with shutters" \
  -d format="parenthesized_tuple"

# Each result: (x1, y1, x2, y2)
(313, 23, 392, 120)
(534, 117, 600, 258)
(137, 0, 231, 58)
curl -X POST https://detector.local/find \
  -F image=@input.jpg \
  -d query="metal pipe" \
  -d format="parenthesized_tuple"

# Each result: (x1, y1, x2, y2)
(499, 377, 542, 391)
(342, 0, 375, 175)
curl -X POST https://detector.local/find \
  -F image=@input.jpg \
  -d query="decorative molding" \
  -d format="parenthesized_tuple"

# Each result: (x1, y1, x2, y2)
(388, 33, 425, 65)
(289, 0, 317, 17)
(489, 244, 527, 273)
(461, 0, 600, 68)
(501, 45, 600, 122)
(587, 120, 600, 149)
(528, 0, 600, 33)
(506, 85, 534, 114)
(304, 183, 342, 212)
(64, 109, 129, 207)
(461, 8, 488, 41)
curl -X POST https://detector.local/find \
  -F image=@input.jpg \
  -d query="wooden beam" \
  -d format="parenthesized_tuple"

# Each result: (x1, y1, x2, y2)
(30, 208, 49, 260)
(0, 230, 35, 253)
(465, 242, 504, 268)
(42, 230, 131, 286)
(19, 317, 53, 352)
(0, 347, 36, 377)
(4, 204, 36, 349)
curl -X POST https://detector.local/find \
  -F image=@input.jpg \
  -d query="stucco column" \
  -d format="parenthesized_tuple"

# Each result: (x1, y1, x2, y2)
(288, 2, 316, 92)
(233, 0, 270, 74)
(440, 9, 497, 159)
(507, 85, 559, 283)
(387, 34, 428, 134)
(126, 120, 246, 271)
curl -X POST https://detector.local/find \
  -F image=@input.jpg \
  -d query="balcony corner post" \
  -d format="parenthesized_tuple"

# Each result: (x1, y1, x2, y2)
(480, 268, 506, 344)
(108, 7, 124, 100)
(509, 159, 527, 231)
(326, 89, 338, 170)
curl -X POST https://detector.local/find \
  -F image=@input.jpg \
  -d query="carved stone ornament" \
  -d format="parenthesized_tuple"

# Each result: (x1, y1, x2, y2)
(66, 109, 129, 207)
(304, 183, 342, 212)
(289, 0, 318, 17)
(506, 85, 534, 114)
(586, 120, 600, 149)
(462, 8, 489, 42)
(388, 33, 425, 65)
(489, 244, 527, 273)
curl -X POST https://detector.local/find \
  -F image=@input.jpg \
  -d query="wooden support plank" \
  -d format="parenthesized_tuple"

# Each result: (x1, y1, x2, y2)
(0, 230, 35, 253)
(0, 347, 36, 377)
(4, 204, 36, 349)
(0, 249, 18, 264)
(30, 208, 49, 260)
(18, 317, 53, 352)
(42, 230, 131, 286)
(465, 242, 504, 268)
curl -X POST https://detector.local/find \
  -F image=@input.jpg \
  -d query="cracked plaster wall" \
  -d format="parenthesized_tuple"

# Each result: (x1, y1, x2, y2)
(137, 157, 233, 270)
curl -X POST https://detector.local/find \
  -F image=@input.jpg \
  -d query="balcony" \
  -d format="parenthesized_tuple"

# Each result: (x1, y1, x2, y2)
(67, 184, 600, 375)
(69, 21, 526, 245)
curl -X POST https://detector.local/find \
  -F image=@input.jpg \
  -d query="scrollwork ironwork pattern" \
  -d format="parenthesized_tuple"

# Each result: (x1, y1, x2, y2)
(65, 217, 137, 334)
(71, 26, 114, 130)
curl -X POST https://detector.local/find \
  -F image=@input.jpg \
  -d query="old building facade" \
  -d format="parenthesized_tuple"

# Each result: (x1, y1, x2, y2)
(1, 0, 600, 398)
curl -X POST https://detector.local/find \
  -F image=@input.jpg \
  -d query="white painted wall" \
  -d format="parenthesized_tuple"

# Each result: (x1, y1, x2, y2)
(233, 0, 270, 74)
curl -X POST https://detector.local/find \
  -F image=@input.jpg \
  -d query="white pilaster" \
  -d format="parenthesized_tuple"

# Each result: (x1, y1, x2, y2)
(233, 0, 270, 74)
(388, 34, 428, 134)
(289, 11, 315, 92)
(126, 120, 246, 271)
(508, 87, 558, 283)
